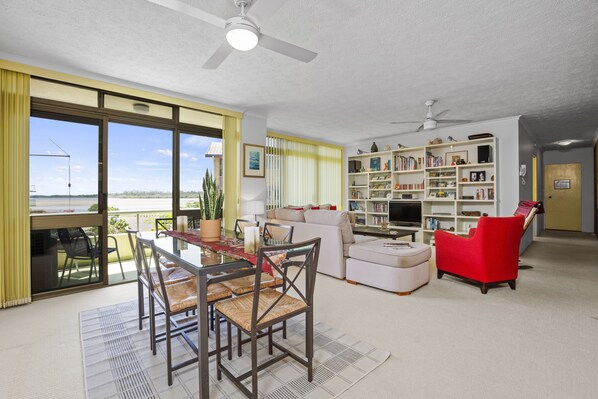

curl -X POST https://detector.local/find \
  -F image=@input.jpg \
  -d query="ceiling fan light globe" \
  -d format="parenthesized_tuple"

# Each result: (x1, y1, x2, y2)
(423, 120, 437, 130)
(225, 17, 259, 51)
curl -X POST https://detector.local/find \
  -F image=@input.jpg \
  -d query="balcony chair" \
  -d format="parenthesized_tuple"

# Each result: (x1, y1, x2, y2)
(136, 235, 233, 386)
(57, 227, 124, 286)
(435, 215, 525, 294)
(215, 238, 321, 399)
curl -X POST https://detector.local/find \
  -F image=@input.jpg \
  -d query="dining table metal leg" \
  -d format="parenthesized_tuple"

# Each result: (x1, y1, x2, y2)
(197, 274, 210, 399)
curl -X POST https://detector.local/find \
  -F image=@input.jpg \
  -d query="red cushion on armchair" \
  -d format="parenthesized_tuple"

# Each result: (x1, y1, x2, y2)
(434, 215, 525, 294)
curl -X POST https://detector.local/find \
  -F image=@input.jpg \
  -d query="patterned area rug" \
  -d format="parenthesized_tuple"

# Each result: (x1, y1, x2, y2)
(80, 301, 390, 399)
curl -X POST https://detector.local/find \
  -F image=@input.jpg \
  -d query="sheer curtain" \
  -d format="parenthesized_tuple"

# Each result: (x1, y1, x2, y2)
(266, 134, 342, 209)
(0, 69, 31, 308)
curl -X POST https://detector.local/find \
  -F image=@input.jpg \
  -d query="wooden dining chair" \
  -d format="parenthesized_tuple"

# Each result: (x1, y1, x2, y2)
(263, 222, 294, 244)
(136, 235, 233, 386)
(155, 216, 199, 238)
(233, 218, 259, 238)
(215, 238, 321, 398)
(222, 222, 295, 355)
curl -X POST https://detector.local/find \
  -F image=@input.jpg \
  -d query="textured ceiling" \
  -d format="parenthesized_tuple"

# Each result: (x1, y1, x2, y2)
(1, 0, 597, 146)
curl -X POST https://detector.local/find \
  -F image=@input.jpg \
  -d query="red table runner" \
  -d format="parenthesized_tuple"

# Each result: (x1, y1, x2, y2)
(165, 230, 274, 275)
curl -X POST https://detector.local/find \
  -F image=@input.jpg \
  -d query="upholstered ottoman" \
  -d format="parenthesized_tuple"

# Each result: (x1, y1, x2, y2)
(346, 240, 431, 295)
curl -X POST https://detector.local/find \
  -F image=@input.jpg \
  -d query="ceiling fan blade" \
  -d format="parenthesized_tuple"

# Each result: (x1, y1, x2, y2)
(145, 0, 226, 29)
(436, 119, 472, 123)
(202, 41, 234, 69)
(258, 34, 317, 63)
(416, 124, 425, 132)
(389, 121, 421, 124)
(434, 109, 450, 119)
(248, 0, 289, 26)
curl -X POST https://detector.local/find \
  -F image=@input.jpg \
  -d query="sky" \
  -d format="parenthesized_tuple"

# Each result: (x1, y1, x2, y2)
(30, 117, 220, 196)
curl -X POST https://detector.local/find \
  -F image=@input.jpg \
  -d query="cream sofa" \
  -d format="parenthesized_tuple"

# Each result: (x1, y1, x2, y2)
(266, 208, 375, 279)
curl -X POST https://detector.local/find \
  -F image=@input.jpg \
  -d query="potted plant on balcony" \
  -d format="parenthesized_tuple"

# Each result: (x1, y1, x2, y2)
(199, 170, 224, 242)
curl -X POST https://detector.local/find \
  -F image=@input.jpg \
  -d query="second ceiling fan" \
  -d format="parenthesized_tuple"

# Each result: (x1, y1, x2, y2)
(390, 100, 471, 132)
(146, 0, 318, 69)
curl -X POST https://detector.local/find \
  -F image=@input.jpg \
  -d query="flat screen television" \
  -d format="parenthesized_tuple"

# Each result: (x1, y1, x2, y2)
(389, 201, 422, 227)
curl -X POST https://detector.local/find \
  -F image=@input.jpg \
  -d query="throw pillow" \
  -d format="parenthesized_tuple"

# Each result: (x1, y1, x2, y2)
(274, 208, 305, 222)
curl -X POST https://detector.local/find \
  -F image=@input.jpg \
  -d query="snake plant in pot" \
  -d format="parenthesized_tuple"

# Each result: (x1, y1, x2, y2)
(199, 169, 224, 242)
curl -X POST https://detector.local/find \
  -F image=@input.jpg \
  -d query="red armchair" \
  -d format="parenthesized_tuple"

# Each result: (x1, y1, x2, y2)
(434, 215, 525, 294)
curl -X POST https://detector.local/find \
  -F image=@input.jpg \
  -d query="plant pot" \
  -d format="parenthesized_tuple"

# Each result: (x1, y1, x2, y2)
(199, 219, 221, 242)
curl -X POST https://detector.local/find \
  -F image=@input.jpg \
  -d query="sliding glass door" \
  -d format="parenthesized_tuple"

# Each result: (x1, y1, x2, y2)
(107, 122, 173, 284)
(30, 111, 105, 293)
(29, 79, 224, 295)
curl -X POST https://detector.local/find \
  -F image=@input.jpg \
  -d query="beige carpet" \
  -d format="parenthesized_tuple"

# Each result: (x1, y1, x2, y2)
(81, 302, 389, 398)
(1, 231, 597, 399)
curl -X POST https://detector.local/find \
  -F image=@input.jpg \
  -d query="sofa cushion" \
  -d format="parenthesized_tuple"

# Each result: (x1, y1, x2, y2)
(275, 208, 305, 222)
(304, 210, 355, 244)
(349, 239, 431, 268)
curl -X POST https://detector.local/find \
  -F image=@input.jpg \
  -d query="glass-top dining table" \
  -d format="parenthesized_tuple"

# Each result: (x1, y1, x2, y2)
(152, 230, 280, 399)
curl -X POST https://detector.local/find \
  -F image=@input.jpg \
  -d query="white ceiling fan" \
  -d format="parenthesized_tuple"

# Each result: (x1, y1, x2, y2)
(390, 100, 471, 132)
(146, 0, 318, 69)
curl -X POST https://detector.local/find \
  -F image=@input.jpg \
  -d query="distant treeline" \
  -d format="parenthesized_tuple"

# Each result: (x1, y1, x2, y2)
(31, 190, 200, 198)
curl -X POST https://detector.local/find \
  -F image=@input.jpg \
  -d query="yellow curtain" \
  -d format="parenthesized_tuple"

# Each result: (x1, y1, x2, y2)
(266, 133, 343, 209)
(222, 115, 240, 231)
(0, 69, 31, 308)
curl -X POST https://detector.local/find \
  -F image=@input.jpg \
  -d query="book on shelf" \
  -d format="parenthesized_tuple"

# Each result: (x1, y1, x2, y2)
(426, 152, 444, 167)
(370, 157, 381, 171)
(395, 155, 423, 171)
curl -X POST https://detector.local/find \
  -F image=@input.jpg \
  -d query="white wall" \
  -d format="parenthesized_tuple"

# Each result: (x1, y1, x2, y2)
(240, 113, 267, 217)
(345, 116, 522, 218)
(518, 121, 541, 251)
(542, 147, 594, 232)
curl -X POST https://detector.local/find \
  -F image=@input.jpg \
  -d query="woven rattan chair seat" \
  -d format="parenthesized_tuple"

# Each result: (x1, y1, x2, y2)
(149, 267, 194, 287)
(157, 280, 232, 313)
(220, 273, 283, 295)
(215, 288, 307, 331)
(159, 256, 177, 268)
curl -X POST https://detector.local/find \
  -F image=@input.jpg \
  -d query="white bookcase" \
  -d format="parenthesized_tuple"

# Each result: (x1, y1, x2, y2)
(348, 137, 497, 242)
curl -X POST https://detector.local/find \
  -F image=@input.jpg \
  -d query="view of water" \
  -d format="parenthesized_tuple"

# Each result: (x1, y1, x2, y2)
(30, 197, 197, 213)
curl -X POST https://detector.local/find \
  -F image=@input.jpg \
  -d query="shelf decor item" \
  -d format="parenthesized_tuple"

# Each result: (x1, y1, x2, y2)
(445, 150, 468, 165)
(371, 142, 378, 152)
(370, 157, 381, 171)
(243, 143, 265, 178)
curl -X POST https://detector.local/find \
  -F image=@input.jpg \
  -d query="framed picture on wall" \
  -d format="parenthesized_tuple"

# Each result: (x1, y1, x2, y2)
(243, 143, 265, 178)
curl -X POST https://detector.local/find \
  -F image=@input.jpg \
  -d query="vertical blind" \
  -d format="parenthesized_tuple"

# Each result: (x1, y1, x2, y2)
(266, 134, 342, 209)
(0, 69, 31, 308)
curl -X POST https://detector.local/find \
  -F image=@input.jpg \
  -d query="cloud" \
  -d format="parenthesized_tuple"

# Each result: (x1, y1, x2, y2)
(158, 149, 173, 157)
(180, 152, 190, 159)
(190, 157, 198, 162)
